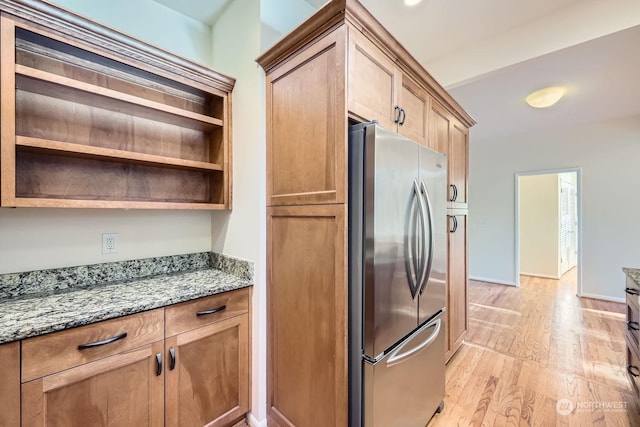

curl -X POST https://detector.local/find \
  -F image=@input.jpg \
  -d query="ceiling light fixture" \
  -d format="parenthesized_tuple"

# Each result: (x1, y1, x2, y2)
(525, 86, 567, 108)
(403, 0, 423, 6)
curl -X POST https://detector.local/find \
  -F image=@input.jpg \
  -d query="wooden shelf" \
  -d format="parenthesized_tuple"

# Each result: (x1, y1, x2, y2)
(16, 66, 223, 131)
(0, 8, 234, 210)
(16, 136, 223, 172)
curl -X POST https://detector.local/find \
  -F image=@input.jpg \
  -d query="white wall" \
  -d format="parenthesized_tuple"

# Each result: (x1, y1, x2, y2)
(46, 0, 212, 64)
(208, 0, 265, 423)
(519, 174, 560, 278)
(469, 114, 640, 301)
(0, 0, 215, 274)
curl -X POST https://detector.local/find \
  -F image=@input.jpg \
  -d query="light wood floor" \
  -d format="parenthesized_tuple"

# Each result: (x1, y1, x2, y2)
(429, 270, 640, 426)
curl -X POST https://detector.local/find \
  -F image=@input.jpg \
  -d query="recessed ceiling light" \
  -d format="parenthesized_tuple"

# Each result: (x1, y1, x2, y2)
(525, 86, 567, 108)
(404, 0, 423, 6)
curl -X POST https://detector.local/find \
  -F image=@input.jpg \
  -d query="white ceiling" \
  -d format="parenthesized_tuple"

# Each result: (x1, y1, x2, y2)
(152, 0, 640, 143)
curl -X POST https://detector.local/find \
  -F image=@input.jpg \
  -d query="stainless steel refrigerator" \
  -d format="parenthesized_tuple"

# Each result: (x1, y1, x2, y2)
(349, 122, 447, 426)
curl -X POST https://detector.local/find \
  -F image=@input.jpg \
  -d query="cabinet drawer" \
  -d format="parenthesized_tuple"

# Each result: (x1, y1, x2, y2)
(165, 288, 249, 337)
(22, 308, 164, 382)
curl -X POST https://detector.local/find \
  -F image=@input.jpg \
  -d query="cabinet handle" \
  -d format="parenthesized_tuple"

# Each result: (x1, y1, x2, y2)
(625, 287, 640, 296)
(628, 365, 640, 377)
(628, 321, 640, 331)
(399, 108, 406, 125)
(77, 332, 127, 350)
(196, 304, 227, 316)
(156, 353, 162, 376)
(449, 184, 458, 202)
(169, 347, 176, 370)
(394, 105, 401, 124)
(449, 216, 458, 233)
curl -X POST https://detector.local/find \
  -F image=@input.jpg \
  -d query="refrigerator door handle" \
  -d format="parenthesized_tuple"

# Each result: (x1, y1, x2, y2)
(386, 316, 442, 367)
(405, 179, 427, 299)
(418, 180, 434, 295)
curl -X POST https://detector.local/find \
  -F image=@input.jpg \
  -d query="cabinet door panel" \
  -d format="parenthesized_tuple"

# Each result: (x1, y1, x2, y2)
(0, 342, 20, 427)
(398, 76, 429, 146)
(450, 121, 469, 208)
(267, 26, 346, 206)
(166, 315, 248, 427)
(446, 213, 468, 362)
(347, 28, 398, 130)
(267, 204, 347, 427)
(428, 101, 450, 155)
(22, 341, 164, 427)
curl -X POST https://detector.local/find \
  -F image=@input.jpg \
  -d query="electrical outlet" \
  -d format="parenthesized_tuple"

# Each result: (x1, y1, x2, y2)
(102, 233, 118, 254)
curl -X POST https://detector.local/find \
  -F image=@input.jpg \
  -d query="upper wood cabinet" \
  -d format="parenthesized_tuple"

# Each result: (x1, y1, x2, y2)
(266, 26, 346, 207)
(347, 28, 430, 146)
(0, 3, 235, 209)
(429, 101, 469, 208)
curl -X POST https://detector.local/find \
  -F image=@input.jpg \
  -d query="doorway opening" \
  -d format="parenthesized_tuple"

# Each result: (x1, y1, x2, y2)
(515, 168, 581, 296)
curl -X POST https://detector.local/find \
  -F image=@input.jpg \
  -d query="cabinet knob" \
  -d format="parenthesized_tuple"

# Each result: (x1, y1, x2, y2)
(628, 365, 640, 378)
(399, 108, 406, 125)
(625, 287, 640, 296)
(628, 321, 640, 331)
(393, 105, 401, 124)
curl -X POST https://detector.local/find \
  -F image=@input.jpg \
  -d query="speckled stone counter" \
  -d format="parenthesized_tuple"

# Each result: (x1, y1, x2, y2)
(0, 252, 253, 344)
(624, 267, 640, 287)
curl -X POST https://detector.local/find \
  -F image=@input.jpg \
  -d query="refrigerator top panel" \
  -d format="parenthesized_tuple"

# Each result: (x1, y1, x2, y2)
(357, 123, 431, 358)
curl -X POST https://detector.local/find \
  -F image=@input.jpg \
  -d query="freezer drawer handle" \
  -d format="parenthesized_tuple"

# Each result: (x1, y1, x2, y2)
(387, 318, 441, 367)
(625, 288, 639, 296)
(77, 332, 127, 350)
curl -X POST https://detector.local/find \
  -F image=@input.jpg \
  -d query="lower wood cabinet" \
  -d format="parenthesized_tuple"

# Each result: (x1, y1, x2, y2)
(267, 204, 348, 427)
(13, 288, 250, 427)
(165, 293, 249, 427)
(625, 273, 640, 401)
(22, 340, 165, 426)
(0, 341, 20, 427)
(446, 211, 468, 362)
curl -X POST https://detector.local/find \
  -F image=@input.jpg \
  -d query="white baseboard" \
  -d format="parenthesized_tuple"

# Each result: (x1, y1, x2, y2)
(246, 413, 267, 427)
(580, 292, 625, 303)
(469, 276, 517, 287)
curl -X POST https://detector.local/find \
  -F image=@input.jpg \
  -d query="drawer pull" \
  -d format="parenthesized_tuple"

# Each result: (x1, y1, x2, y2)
(156, 353, 162, 376)
(628, 321, 640, 331)
(625, 287, 640, 296)
(169, 347, 176, 371)
(77, 332, 127, 350)
(196, 304, 227, 317)
(628, 365, 640, 378)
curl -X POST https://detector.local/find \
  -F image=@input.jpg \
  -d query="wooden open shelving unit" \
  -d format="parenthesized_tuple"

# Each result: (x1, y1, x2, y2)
(0, 2, 235, 209)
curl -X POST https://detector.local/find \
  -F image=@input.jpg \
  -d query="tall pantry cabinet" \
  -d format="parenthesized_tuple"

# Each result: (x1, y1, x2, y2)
(258, 1, 475, 425)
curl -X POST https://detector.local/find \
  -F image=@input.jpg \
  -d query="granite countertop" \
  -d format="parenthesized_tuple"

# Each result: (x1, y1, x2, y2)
(0, 252, 253, 344)
(624, 267, 640, 287)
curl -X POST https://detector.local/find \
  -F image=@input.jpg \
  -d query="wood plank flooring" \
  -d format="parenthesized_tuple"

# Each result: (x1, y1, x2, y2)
(429, 270, 640, 426)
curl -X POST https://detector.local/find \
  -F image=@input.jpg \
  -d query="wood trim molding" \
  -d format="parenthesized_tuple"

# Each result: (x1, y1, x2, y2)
(0, 0, 235, 92)
(257, 0, 475, 128)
